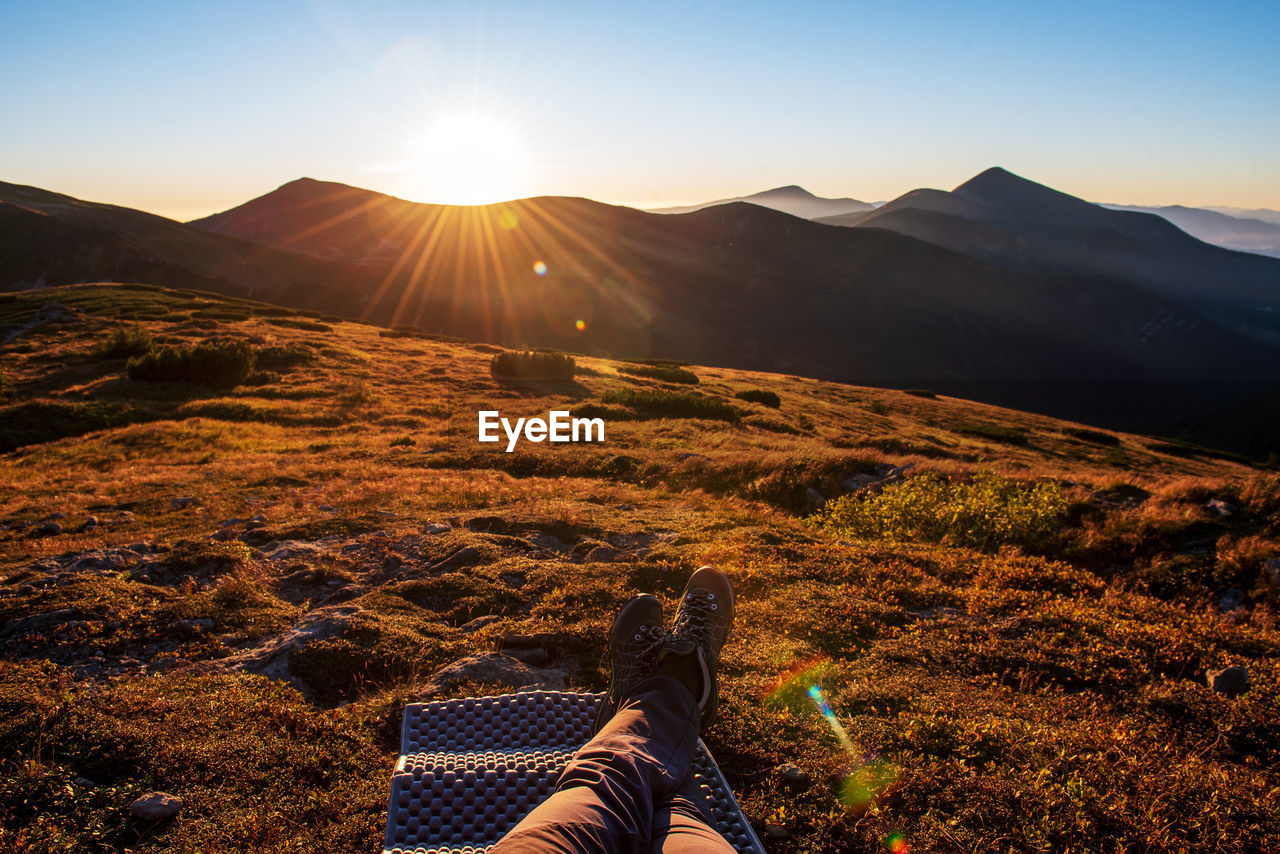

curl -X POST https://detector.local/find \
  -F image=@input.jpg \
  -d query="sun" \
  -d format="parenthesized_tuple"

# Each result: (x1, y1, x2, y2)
(405, 113, 529, 205)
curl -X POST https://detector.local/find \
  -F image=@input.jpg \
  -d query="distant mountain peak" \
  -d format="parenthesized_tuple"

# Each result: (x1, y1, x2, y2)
(954, 166, 1092, 214)
(756, 185, 812, 197)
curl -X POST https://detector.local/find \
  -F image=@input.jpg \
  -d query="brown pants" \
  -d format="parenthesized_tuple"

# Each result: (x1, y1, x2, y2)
(490, 675, 737, 853)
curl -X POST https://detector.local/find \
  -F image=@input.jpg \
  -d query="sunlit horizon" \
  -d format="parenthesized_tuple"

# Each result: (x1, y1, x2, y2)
(4, 2, 1278, 220)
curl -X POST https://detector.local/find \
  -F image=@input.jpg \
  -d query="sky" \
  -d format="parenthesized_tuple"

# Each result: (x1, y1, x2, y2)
(2, 0, 1278, 220)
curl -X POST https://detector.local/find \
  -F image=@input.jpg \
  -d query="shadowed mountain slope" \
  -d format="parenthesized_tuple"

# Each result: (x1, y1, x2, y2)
(647, 185, 874, 219)
(1103, 204, 1280, 259)
(0, 180, 376, 311)
(818, 168, 1280, 343)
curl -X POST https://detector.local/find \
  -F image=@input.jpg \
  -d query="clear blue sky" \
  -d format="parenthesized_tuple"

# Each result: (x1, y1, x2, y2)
(3, 0, 1277, 218)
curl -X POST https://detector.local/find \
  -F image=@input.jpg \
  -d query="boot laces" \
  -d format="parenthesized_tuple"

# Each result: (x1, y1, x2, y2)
(672, 590, 717, 646)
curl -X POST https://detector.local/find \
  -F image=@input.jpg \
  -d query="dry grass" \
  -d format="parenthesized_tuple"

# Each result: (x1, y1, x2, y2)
(0, 284, 1277, 853)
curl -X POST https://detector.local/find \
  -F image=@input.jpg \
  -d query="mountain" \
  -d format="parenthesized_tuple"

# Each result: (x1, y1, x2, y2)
(1103, 203, 1280, 259)
(1206, 205, 1280, 227)
(0, 180, 377, 313)
(647, 185, 874, 219)
(818, 167, 1280, 343)
(8, 176, 1280, 453)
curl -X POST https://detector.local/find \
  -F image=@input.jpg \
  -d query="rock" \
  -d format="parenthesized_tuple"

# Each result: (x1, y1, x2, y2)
(127, 543, 151, 555)
(458, 614, 503, 634)
(77, 516, 99, 532)
(764, 822, 790, 839)
(130, 791, 183, 821)
(48, 512, 67, 520)
(775, 763, 811, 789)
(170, 497, 201, 510)
(417, 653, 568, 696)
(72, 777, 96, 788)
(1206, 665, 1250, 697)
(33, 521, 62, 537)
(585, 545, 617, 563)
(206, 604, 364, 692)
(843, 474, 880, 491)
(1206, 498, 1238, 517)
(423, 522, 452, 534)
(1219, 588, 1247, 613)
(1264, 557, 1280, 584)
(263, 540, 326, 562)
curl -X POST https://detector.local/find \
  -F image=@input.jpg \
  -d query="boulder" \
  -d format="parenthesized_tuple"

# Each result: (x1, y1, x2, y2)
(130, 791, 182, 821)
(1206, 498, 1238, 517)
(1206, 665, 1249, 697)
(417, 653, 568, 696)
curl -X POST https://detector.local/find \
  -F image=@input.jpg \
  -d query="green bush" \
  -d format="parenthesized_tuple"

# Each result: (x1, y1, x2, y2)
(0, 401, 144, 452)
(265, 318, 332, 333)
(953, 421, 1028, 445)
(490, 349, 575, 381)
(601, 388, 739, 422)
(94, 325, 154, 358)
(810, 471, 1068, 551)
(618, 364, 699, 384)
(734, 389, 781, 408)
(1063, 426, 1121, 445)
(127, 339, 256, 388)
(256, 345, 314, 371)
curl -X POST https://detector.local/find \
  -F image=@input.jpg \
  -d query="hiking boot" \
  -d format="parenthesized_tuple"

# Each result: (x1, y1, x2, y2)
(661, 565, 735, 728)
(595, 594, 667, 734)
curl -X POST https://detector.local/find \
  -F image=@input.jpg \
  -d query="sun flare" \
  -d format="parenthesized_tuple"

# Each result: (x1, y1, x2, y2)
(405, 113, 528, 206)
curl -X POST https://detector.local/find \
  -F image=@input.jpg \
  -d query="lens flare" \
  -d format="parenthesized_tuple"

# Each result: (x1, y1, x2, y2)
(575, 319, 586, 331)
(533, 260, 548, 275)
(885, 832, 911, 853)
(765, 664, 898, 814)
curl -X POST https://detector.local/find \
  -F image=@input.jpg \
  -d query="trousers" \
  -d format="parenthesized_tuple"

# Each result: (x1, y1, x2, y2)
(490, 674, 738, 854)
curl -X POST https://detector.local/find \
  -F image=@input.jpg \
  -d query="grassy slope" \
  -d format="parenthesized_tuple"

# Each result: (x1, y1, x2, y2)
(1, 284, 1277, 853)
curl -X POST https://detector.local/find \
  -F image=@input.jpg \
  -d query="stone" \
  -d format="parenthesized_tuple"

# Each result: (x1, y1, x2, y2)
(78, 516, 99, 532)
(585, 545, 617, 563)
(765, 822, 790, 839)
(1264, 557, 1280, 584)
(1219, 588, 1247, 613)
(130, 791, 183, 821)
(1206, 498, 1238, 517)
(423, 522, 452, 534)
(127, 543, 151, 555)
(843, 474, 880, 491)
(34, 521, 62, 537)
(416, 653, 568, 696)
(72, 777, 96, 788)
(775, 763, 811, 789)
(170, 618, 214, 636)
(170, 497, 201, 510)
(1206, 665, 1249, 697)
(458, 614, 503, 634)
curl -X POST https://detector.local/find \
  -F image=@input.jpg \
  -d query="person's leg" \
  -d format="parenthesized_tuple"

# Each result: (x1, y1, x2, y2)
(491, 673, 700, 854)
(648, 784, 738, 854)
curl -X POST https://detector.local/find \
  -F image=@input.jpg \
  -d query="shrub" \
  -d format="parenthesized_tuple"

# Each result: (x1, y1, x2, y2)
(127, 339, 256, 388)
(1063, 426, 1121, 445)
(601, 389, 739, 422)
(490, 349, 576, 381)
(256, 345, 314, 371)
(617, 363, 700, 384)
(735, 389, 781, 408)
(379, 326, 465, 343)
(0, 401, 144, 452)
(811, 471, 1068, 551)
(954, 421, 1029, 445)
(94, 325, 154, 358)
(265, 318, 332, 333)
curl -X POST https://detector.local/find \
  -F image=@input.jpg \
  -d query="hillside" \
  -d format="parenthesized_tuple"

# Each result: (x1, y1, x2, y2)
(818, 168, 1280, 344)
(10, 178, 1280, 456)
(1, 284, 1278, 852)
(1103, 204, 1280, 259)
(647, 185, 874, 219)
(0, 181, 378, 314)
